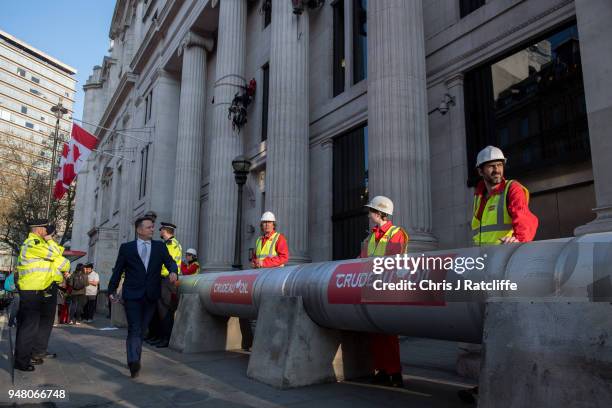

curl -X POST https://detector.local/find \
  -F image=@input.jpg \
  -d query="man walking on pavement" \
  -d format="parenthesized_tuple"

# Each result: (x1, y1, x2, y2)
(458, 145, 539, 404)
(151, 222, 182, 348)
(14, 220, 70, 371)
(108, 217, 178, 378)
(360, 196, 408, 388)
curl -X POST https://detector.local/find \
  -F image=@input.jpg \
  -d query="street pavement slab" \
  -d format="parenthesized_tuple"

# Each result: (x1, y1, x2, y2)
(1, 314, 476, 407)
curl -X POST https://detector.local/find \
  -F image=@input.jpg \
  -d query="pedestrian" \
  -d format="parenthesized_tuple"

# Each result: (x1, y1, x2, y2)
(68, 263, 88, 325)
(107, 216, 178, 378)
(57, 272, 70, 324)
(359, 196, 408, 388)
(84, 263, 99, 323)
(458, 146, 539, 404)
(14, 219, 69, 371)
(149, 222, 182, 348)
(180, 248, 200, 275)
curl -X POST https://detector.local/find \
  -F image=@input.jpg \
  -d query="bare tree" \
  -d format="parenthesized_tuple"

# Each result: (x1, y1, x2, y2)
(0, 137, 75, 252)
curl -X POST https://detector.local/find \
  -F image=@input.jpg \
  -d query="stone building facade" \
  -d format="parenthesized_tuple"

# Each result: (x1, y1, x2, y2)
(72, 0, 612, 287)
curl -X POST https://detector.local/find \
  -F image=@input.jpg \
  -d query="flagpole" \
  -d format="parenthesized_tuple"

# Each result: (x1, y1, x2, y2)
(45, 99, 68, 219)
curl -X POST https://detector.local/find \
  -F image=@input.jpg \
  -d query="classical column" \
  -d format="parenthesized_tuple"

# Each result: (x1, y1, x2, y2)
(574, 0, 612, 235)
(446, 74, 473, 246)
(150, 70, 180, 225)
(367, 0, 437, 251)
(203, 0, 248, 270)
(172, 32, 213, 249)
(265, 0, 311, 264)
(310, 140, 333, 262)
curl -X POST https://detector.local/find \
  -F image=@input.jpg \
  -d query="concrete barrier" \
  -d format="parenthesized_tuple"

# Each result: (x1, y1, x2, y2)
(246, 296, 372, 388)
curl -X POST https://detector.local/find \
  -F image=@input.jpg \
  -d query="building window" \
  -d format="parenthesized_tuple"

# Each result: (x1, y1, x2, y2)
(460, 0, 486, 18)
(353, 0, 367, 83)
(30, 88, 40, 96)
(333, 124, 369, 260)
(263, 0, 272, 28)
(144, 91, 153, 124)
(139, 145, 149, 199)
(464, 23, 589, 185)
(17, 68, 26, 77)
(31, 76, 40, 84)
(25, 122, 34, 129)
(21, 106, 27, 114)
(261, 63, 270, 142)
(114, 166, 122, 212)
(41, 116, 45, 122)
(332, 0, 346, 97)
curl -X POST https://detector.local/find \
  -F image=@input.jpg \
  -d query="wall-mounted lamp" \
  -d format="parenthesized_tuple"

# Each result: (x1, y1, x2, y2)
(428, 93, 456, 116)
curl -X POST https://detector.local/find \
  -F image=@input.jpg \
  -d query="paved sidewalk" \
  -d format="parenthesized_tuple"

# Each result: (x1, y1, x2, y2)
(0, 314, 475, 407)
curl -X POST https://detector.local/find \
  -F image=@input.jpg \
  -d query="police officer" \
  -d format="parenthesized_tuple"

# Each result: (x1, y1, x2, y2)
(14, 219, 70, 371)
(152, 222, 182, 348)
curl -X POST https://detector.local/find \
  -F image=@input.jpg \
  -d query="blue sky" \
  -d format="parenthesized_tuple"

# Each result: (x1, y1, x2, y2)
(0, 1, 116, 119)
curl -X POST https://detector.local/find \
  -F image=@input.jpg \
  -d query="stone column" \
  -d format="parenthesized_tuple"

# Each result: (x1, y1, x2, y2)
(446, 74, 473, 247)
(310, 140, 333, 261)
(203, 0, 248, 271)
(172, 32, 213, 249)
(574, 0, 612, 235)
(367, 0, 437, 251)
(151, 70, 180, 224)
(265, 0, 311, 264)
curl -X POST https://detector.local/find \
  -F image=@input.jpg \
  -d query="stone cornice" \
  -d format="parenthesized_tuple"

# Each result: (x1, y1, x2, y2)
(96, 72, 138, 140)
(83, 81, 104, 91)
(130, 0, 186, 74)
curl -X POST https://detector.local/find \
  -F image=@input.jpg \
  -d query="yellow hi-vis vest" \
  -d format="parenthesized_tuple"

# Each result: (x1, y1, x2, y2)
(162, 236, 182, 277)
(256, 232, 280, 260)
(16, 233, 68, 290)
(367, 225, 405, 257)
(472, 180, 530, 246)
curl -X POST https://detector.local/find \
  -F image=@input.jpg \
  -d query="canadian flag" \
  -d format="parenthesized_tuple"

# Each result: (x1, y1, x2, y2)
(53, 123, 98, 200)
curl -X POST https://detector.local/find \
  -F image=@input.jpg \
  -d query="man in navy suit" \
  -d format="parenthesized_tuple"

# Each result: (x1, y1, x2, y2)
(108, 216, 178, 378)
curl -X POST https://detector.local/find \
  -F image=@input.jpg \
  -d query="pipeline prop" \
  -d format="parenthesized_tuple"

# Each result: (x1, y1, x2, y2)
(179, 232, 612, 343)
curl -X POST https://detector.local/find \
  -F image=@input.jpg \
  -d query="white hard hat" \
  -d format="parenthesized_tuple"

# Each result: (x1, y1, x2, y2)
(260, 211, 276, 222)
(476, 146, 507, 168)
(364, 196, 394, 216)
(186, 248, 197, 256)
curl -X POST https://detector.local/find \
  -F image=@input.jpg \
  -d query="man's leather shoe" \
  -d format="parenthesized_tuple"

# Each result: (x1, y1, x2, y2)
(30, 357, 44, 365)
(156, 340, 169, 348)
(15, 364, 35, 372)
(145, 337, 160, 345)
(128, 361, 140, 378)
